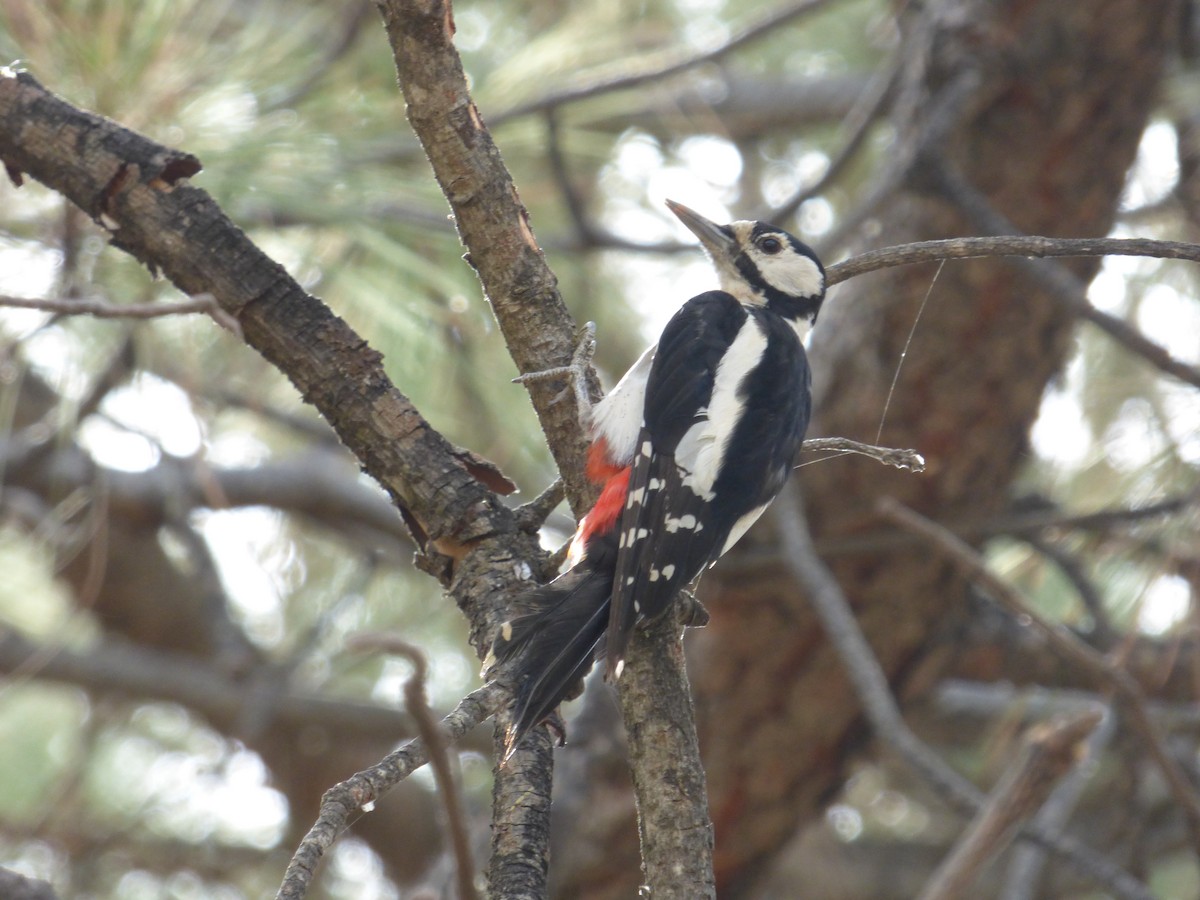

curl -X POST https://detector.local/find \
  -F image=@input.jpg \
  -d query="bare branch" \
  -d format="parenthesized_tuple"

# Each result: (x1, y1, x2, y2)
(616, 610, 716, 900)
(828, 234, 1200, 286)
(0, 291, 241, 335)
(347, 635, 479, 900)
(924, 158, 1200, 390)
(275, 682, 505, 900)
(374, 3, 574, 894)
(0, 630, 426, 746)
(771, 485, 1154, 900)
(799, 437, 925, 472)
(377, 0, 599, 519)
(488, 0, 843, 127)
(918, 711, 1102, 900)
(879, 498, 1200, 853)
(0, 67, 521, 567)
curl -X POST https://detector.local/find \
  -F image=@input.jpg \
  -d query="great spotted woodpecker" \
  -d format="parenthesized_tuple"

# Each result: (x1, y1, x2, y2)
(492, 200, 825, 755)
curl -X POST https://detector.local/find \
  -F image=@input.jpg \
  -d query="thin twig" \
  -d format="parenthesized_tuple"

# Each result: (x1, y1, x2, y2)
(771, 486, 1153, 900)
(275, 681, 504, 900)
(488, 0, 843, 126)
(827, 234, 1200, 287)
(879, 497, 1200, 854)
(1000, 706, 1118, 900)
(763, 52, 901, 223)
(346, 635, 479, 900)
(924, 158, 1200, 390)
(0, 292, 242, 336)
(918, 711, 1101, 900)
(798, 436, 925, 472)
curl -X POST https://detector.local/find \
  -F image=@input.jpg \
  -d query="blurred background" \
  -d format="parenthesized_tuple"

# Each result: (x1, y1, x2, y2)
(0, 0, 1198, 897)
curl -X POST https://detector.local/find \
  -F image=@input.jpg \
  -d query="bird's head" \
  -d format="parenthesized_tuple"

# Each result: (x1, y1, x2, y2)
(666, 199, 825, 330)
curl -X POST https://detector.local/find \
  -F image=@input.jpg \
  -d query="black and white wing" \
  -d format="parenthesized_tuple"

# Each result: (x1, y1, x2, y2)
(603, 292, 747, 672)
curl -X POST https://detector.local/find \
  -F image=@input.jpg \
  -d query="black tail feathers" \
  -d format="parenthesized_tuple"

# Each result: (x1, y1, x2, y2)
(491, 562, 614, 758)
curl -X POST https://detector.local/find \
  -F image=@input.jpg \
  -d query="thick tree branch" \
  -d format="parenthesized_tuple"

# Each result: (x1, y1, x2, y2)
(0, 63, 549, 893)
(616, 612, 716, 900)
(0, 68, 521, 569)
(376, 2, 597, 519)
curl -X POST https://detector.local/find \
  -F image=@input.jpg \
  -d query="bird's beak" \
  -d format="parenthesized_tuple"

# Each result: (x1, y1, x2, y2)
(665, 199, 735, 259)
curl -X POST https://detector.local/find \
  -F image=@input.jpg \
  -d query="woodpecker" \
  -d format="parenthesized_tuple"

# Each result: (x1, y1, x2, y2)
(492, 200, 825, 755)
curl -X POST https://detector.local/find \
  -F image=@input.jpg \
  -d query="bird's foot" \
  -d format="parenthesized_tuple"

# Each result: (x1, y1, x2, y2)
(512, 321, 597, 421)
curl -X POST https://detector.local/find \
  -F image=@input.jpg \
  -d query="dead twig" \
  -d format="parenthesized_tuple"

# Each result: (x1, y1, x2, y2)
(274, 681, 504, 900)
(772, 485, 1153, 900)
(918, 711, 1102, 900)
(346, 634, 479, 900)
(488, 0, 843, 127)
(799, 437, 925, 472)
(827, 234, 1200, 288)
(0, 292, 242, 336)
(879, 497, 1200, 855)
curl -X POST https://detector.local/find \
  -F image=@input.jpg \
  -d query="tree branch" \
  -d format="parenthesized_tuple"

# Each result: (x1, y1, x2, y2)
(0, 291, 240, 333)
(772, 485, 1154, 900)
(617, 611, 716, 900)
(828, 234, 1200, 287)
(799, 437, 925, 472)
(275, 682, 505, 900)
(0, 67, 522, 568)
(918, 711, 1102, 900)
(879, 498, 1200, 854)
(0, 62, 549, 894)
(347, 636, 479, 900)
(487, 0, 843, 127)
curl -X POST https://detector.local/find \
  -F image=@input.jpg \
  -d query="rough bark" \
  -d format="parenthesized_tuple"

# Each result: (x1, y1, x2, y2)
(549, 2, 1184, 896)
(0, 66, 546, 889)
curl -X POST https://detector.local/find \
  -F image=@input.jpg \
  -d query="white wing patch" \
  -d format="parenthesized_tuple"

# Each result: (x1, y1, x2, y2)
(590, 343, 656, 463)
(719, 502, 770, 557)
(673, 317, 767, 495)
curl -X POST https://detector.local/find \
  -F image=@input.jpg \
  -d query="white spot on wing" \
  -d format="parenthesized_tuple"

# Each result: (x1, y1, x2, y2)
(665, 514, 698, 533)
(661, 564, 676, 580)
(649, 567, 660, 582)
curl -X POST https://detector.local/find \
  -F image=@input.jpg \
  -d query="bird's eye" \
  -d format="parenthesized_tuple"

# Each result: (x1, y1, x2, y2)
(758, 236, 782, 254)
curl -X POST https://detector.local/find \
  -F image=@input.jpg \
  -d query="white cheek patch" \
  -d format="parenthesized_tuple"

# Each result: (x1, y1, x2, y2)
(750, 247, 824, 299)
